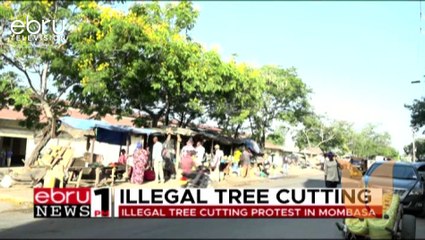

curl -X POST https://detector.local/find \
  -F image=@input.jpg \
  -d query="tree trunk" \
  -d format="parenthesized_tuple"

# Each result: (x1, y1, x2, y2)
(151, 115, 160, 127)
(26, 124, 51, 167)
(233, 124, 241, 139)
(164, 107, 170, 126)
(260, 128, 266, 150)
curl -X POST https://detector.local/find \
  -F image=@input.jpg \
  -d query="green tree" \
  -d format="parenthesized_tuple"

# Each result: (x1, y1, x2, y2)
(0, 1, 80, 166)
(404, 138, 425, 160)
(207, 60, 265, 138)
(250, 65, 310, 148)
(69, 1, 214, 128)
(266, 126, 287, 146)
(295, 113, 353, 157)
(350, 124, 399, 159)
(405, 97, 425, 130)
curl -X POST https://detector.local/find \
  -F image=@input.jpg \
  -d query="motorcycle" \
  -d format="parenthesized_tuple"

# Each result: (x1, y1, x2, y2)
(180, 165, 212, 188)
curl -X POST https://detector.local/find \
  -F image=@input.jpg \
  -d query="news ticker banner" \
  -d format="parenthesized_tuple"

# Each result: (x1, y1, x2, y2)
(34, 188, 383, 218)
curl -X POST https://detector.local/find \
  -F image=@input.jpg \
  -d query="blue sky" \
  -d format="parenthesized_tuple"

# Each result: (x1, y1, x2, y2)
(178, 1, 424, 154)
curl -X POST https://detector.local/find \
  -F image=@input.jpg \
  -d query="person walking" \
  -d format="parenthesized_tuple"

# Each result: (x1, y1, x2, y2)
(282, 155, 289, 176)
(211, 144, 224, 182)
(324, 152, 341, 188)
(131, 142, 149, 184)
(195, 141, 205, 166)
(152, 136, 164, 183)
(241, 147, 252, 178)
(163, 133, 176, 180)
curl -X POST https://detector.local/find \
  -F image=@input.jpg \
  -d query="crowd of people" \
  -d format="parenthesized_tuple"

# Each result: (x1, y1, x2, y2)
(108, 135, 291, 185)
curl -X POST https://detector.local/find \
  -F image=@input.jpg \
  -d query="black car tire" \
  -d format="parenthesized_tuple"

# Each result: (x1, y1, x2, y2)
(401, 214, 416, 240)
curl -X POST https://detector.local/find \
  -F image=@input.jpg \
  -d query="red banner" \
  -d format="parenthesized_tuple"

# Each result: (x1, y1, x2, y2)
(118, 205, 383, 218)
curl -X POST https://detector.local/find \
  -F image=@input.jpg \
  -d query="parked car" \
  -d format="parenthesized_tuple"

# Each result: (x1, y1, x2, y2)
(363, 161, 425, 217)
(413, 161, 425, 183)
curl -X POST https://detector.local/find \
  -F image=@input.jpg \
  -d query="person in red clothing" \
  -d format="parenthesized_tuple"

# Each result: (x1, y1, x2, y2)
(181, 141, 196, 175)
(118, 149, 127, 165)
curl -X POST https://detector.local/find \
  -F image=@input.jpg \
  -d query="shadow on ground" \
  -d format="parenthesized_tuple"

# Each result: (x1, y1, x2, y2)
(303, 178, 328, 188)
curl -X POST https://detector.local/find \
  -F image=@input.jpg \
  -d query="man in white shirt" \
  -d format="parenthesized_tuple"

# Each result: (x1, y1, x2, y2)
(195, 141, 205, 166)
(152, 136, 164, 183)
(211, 144, 224, 182)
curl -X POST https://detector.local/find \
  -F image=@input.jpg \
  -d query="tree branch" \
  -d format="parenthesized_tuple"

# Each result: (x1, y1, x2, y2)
(1, 53, 41, 98)
(41, 63, 49, 97)
(315, 134, 335, 148)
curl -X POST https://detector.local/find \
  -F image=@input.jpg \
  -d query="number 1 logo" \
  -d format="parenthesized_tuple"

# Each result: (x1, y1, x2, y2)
(91, 188, 112, 218)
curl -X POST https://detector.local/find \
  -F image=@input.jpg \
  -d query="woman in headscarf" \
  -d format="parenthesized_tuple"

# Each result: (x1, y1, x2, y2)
(131, 142, 149, 184)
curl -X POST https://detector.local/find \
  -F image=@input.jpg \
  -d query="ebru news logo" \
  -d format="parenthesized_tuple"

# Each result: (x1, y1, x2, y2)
(34, 188, 111, 218)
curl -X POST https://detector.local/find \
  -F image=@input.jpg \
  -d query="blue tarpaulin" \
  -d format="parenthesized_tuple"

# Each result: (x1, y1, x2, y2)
(60, 117, 130, 145)
(96, 128, 128, 146)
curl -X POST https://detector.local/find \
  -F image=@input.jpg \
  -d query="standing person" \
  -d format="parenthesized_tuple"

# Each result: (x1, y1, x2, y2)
(324, 152, 340, 188)
(211, 144, 224, 182)
(118, 149, 127, 165)
(241, 147, 252, 178)
(195, 141, 205, 166)
(131, 142, 149, 184)
(282, 155, 289, 176)
(163, 133, 176, 180)
(181, 138, 196, 157)
(232, 148, 242, 176)
(117, 149, 129, 180)
(6, 148, 12, 167)
(180, 139, 196, 175)
(152, 136, 164, 183)
(181, 148, 196, 175)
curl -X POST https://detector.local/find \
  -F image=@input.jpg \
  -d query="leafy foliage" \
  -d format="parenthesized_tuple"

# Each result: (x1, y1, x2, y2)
(0, 0, 121, 165)
(250, 66, 311, 148)
(405, 98, 425, 131)
(404, 138, 425, 160)
(349, 124, 399, 159)
(295, 113, 352, 154)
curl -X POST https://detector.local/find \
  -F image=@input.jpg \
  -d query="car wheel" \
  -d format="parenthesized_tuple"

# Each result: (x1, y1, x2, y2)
(401, 214, 416, 239)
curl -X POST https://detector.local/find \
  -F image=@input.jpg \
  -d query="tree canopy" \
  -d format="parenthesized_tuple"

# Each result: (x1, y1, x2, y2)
(404, 138, 425, 161)
(295, 113, 352, 155)
(1, 0, 401, 164)
(349, 124, 399, 159)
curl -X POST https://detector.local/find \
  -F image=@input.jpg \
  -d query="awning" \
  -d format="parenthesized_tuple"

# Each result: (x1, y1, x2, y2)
(59, 117, 131, 145)
(130, 127, 165, 136)
(60, 116, 104, 131)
